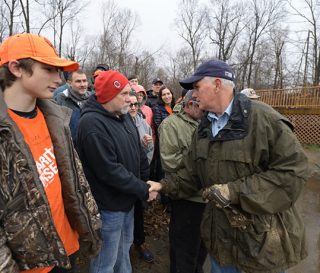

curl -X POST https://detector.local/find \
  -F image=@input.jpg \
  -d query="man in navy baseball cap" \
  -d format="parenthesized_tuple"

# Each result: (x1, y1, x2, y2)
(148, 58, 307, 273)
(179, 59, 235, 90)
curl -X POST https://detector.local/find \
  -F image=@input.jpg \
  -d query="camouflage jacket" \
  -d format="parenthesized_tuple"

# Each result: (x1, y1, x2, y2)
(0, 96, 101, 272)
(163, 93, 309, 273)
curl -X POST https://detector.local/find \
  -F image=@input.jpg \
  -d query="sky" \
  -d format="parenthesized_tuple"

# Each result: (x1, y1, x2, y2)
(83, 0, 183, 53)
(80, 0, 308, 56)
(68, 0, 313, 72)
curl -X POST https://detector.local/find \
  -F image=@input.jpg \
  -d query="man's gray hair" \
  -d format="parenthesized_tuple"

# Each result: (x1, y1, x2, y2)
(204, 76, 235, 89)
(182, 90, 195, 106)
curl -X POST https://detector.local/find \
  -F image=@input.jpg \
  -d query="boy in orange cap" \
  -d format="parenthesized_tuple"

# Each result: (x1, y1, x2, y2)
(0, 33, 101, 273)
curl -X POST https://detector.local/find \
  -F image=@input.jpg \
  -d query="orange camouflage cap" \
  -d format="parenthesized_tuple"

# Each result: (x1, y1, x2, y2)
(0, 33, 79, 72)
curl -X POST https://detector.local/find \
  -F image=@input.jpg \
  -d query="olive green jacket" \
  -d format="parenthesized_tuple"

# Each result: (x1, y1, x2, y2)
(163, 94, 309, 273)
(0, 96, 101, 272)
(159, 104, 204, 203)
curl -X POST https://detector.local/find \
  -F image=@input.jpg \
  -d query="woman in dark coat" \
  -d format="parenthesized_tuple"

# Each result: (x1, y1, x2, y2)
(150, 85, 175, 182)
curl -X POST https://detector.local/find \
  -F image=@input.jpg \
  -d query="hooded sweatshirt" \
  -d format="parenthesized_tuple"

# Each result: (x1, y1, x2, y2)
(132, 112, 154, 164)
(77, 95, 150, 211)
(132, 85, 153, 127)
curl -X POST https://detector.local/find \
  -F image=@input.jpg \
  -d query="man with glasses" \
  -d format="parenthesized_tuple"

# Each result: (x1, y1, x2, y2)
(159, 90, 207, 273)
(131, 84, 153, 127)
(148, 59, 309, 273)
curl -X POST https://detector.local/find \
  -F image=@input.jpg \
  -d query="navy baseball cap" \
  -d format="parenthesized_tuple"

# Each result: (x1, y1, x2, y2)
(152, 78, 163, 85)
(95, 64, 110, 71)
(179, 59, 235, 89)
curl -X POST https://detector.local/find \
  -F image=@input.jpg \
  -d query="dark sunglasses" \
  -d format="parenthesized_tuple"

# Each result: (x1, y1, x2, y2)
(129, 103, 139, 108)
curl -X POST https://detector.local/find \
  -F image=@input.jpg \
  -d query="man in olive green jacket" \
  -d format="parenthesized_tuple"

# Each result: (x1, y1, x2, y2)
(159, 90, 207, 273)
(148, 60, 309, 273)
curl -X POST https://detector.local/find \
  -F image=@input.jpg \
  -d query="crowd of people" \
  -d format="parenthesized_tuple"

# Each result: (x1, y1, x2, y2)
(0, 32, 310, 273)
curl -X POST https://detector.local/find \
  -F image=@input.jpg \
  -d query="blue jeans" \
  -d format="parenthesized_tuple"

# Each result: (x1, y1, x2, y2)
(90, 208, 134, 273)
(210, 257, 285, 273)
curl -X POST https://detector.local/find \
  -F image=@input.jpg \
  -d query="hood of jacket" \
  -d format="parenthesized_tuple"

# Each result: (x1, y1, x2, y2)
(140, 89, 148, 106)
(81, 94, 125, 121)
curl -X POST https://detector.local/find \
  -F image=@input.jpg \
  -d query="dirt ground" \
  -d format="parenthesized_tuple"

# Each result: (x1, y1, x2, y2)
(76, 148, 320, 273)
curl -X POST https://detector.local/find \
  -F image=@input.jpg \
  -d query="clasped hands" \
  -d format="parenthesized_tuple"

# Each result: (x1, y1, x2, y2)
(146, 180, 162, 202)
(146, 181, 231, 206)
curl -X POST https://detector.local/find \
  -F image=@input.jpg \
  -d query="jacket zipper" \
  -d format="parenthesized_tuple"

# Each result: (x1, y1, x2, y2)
(66, 129, 95, 237)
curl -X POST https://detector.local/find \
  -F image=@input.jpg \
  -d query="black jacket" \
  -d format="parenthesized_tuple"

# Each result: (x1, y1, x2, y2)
(145, 90, 158, 108)
(77, 95, 150, 212)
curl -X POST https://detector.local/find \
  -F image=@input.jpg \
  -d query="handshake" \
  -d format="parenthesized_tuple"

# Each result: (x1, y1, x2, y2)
(146, 180, 231, 206)
(146, 181, 163, 202)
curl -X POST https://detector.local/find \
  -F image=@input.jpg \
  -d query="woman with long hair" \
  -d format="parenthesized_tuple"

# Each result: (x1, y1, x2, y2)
(150, 85, 175, 182)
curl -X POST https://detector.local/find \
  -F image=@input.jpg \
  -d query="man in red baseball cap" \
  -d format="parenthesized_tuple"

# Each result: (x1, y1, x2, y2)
(77, 70, 158, 273)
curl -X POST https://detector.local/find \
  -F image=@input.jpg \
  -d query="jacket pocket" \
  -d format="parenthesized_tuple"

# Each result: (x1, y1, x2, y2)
(3, 203, 50, 265)
(236, 214, 285, 270)
(201, 203, 215, 253)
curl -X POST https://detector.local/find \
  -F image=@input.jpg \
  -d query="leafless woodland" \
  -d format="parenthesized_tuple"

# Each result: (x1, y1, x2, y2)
(1, 0, 320, 96)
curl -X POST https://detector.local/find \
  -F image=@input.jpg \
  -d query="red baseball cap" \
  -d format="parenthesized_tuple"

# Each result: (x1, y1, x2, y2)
(94, 70, 129, 104)
(0, 33, 79, 72)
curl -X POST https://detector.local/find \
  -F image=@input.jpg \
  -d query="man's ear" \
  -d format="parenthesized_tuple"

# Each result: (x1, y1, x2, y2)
(214, 78, 222, 87)
(7, 60, 22, 78)
(213, 78, 222, 93)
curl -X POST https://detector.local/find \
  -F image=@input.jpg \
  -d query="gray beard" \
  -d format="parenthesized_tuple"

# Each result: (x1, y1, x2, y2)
(120, 104, 130, 115)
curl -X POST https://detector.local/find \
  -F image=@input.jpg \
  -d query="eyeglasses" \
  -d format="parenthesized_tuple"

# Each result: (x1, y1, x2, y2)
(129, 103, 139, 108)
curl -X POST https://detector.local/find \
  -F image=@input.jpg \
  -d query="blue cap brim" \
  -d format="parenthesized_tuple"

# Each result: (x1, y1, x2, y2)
(179, 75, 205, 90)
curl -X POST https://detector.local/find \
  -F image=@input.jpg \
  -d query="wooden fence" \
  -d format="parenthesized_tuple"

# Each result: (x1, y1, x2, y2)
(256, 86, 320, 109)
(255, 86, 320, 144)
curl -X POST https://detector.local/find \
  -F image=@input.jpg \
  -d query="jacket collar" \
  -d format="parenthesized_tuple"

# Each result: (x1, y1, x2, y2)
(173, 103, 199, 126)
(198, 93, 251, 141)
(0, 91, 71, 129)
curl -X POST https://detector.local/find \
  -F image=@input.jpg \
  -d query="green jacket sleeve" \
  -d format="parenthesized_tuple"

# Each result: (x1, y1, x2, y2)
(162, 133, 202, 199)
(228, 118, 310, 215)
(159, 120, 184, 173)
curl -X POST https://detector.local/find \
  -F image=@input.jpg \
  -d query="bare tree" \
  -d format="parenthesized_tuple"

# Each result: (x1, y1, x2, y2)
(241, 0, 286, 87)
(266, 26, 288, 88)
(3, 0, 20, 35)
(19, 0, 31, 32)
(288, 0, 320, 85)
(165, 47, 196, 96)
(0, 3, 8, 42)
(93, 0, 139, 74)
(65, 20, 95, 68)
(113, 8, 139, 73)
(97, 0, 118, 67)
(133, 51, 158, 88)
(41, 0, 87, 56)
(207, 0, 244, 61)
(175, 0, 208, 70)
